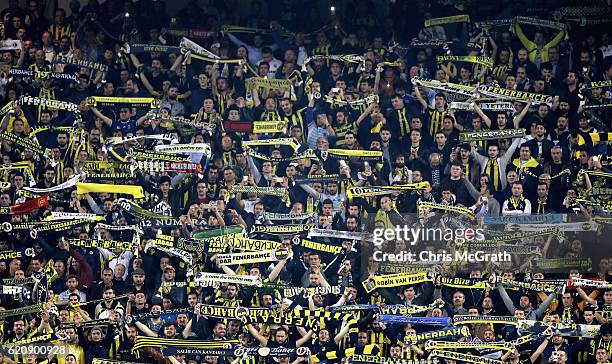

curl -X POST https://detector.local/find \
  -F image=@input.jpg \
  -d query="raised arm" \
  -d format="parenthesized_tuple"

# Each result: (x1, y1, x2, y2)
(269, 258, 287, 282)
(533, 291, 556, 319)
(530, 334, 551, 363)
(296, 328, 314, 347)
(138, 72, 159, 97)
(211, 63, 220, 97)
(90, 106, 113, 127)
(513, 100, 532, 128)
(462, 175, 481, 200)
(414, 85, 429, 110)
(135, 320, 159, 337)
(473, 104, 492, 128)
(545, 29, 566, 49)
(496, 284, 518, 314)
(575, 287, 597, 305)
(334, 319, 353, 344)
(373, 66, 382, 92)
(513, 22, 535, 50)
(247, 323, 269, 346)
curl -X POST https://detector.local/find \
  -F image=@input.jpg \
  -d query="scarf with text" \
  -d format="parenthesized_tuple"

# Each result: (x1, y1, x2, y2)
(429, 350, 502, 364)
(293, 237, 343, 254)
(437, 55, 493, 68)
(226, 185, 290, 206)
(425, 14, 470, 27)
(216, 249, 289, 266)
(459, 128, 525, 142)
(87, 96, 159, 108)
(404, 326, 470, 346)
(9, 68, 79, 83)
(308, 228, 374, 242)
(250, 223, 314, 236)
(362, 272, 433, 293)
(53, 54, 109, 72)
(411, 77, 478, 97)
(347, 183, 429, 199)
(478, 85, 552, 104)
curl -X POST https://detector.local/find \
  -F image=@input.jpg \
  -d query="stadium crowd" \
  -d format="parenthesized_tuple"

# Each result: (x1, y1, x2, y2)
(0, 0, 611, 363)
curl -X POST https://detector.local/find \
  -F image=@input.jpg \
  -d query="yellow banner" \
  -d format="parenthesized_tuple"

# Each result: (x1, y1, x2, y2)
(76, 182, 144, 199)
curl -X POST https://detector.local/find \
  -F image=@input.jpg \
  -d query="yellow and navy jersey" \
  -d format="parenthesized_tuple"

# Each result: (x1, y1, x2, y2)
(313, 43, 331, 57)
(472, 128, 490, 150)
(260, 110, 282, 121)
(393, 107, 411, 139)
(334, 123, 358, 147)
(214, 92, 233, 116)
(492, 63, 511, 81)
(283, 108, 307, 142)
(443, 62, 457, 81)
(49, 23, 72, 43)
(426, 107, 447, 137)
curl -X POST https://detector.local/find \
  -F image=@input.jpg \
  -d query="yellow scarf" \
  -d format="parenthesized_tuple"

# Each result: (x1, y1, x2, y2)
(508, 195, 525, 210)
(485, 158, 500, 191)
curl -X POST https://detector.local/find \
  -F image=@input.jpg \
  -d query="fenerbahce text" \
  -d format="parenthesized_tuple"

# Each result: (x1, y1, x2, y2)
(373, 250, 512, 263)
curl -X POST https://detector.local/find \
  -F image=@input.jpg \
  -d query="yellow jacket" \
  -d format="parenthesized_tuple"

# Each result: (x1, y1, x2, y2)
(514, 23, 565, 63)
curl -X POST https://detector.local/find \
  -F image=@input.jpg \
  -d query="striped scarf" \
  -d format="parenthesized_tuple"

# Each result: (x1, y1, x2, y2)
(485, 158, 500, 191)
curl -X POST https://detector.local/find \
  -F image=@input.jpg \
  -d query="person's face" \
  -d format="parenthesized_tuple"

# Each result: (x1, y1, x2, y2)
(435, 133, 446, 146)
(537, 185, 548, 198)
(102, 269, 113, 283)
(519, 295, 530, 308)
(164, 325, 176, 337)
(520, 147, 531, 160)
(484, 330, 495, 342)
(226, 286, 237, 298)
(561, 293, 573, 306)
(103, 289, 115, 300)
(0, 194, 11, 206)
(404, 287, 415, 299)
(512, 184, 523, 197)
(547, 47, 559, 61)
(604, 291, 612, 304)
(135, 292, 146, 305)
(316, 137, 329, 150)
(482, 297, 493, 309)
(223, 169, 235, 182)
(358, 333, 368, 346)
(453, 292, 465, 306)
(31, 259, 42, 271)
(346, 218, 357, 230)
(262, 294, 273, 307)
(580, 52, 590, 65)
(518, 49, 528, 62)
(488, 146, 499, 159)
(13, 320, 25, 335)
(133, 273, 145, 285)
(450, 165, 461, 178)
(596, 348, 609, 362)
